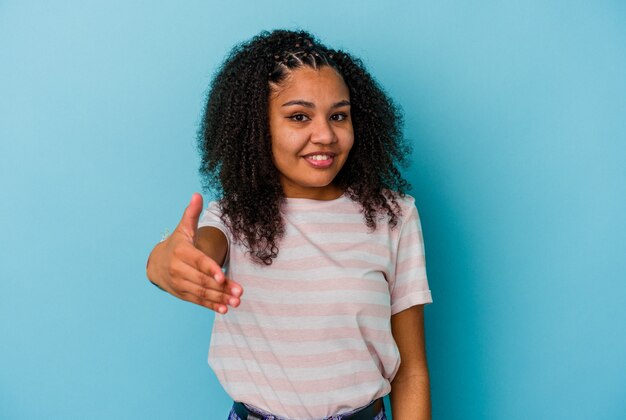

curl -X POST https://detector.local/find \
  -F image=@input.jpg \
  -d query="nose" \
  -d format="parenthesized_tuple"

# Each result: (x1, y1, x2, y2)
(309, 118, 336, 145)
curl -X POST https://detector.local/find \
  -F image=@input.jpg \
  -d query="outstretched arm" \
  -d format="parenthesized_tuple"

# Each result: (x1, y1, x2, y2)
(146, 193, 243, 314)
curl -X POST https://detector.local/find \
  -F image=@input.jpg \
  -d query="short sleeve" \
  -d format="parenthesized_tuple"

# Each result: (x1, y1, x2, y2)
(198, 201, 231, 267)
(389, 198, 433, 315)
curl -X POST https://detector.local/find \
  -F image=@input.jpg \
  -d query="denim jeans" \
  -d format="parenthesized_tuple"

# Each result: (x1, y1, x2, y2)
(227, 401, 387, 420)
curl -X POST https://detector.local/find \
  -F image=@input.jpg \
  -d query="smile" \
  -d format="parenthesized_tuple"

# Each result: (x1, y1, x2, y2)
(303, 153, 335, 168)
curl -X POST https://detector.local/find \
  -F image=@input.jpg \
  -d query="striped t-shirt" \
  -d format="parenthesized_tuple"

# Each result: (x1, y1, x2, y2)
(198, 193, 432, 419)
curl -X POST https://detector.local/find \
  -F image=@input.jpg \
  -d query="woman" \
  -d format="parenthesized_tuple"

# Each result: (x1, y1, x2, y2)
(147, 29, 432, 420)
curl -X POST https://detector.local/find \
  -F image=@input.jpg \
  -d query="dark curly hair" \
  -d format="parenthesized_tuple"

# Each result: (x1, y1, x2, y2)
(198, 29, 410, 264)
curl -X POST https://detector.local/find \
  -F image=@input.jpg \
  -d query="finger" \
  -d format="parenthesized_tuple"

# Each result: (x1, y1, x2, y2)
(174, 266, 242, 308)
(170, 241, 225, 284)
(223, 278, 244, 298)
(178, 280, 238, 312)
(179, 279, 232, 304)
(193, 247, 226, 284)
(175, 193, 204, 241)
(180, 291, 229, 314)
(193, 262, 242, 297)
(170, 259, 228, 293)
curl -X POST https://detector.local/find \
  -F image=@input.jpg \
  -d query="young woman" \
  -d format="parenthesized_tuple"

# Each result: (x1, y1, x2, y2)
(147, 30, 433, 420)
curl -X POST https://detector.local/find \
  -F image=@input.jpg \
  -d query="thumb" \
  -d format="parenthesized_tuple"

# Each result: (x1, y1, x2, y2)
(176, 193, 204, 241)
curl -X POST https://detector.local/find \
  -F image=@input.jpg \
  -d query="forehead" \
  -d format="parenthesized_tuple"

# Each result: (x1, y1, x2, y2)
(269, 66, 350, 103)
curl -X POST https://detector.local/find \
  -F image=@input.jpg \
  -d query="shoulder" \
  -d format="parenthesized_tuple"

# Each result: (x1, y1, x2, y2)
(206, 200, 223, 212)
(383, 190, 417, 218)
(199, 200, 226, 227)
(394, 192, 416, 210)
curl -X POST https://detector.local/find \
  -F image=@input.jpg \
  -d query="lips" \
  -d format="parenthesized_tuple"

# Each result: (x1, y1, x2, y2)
(303, 152, 335, 168)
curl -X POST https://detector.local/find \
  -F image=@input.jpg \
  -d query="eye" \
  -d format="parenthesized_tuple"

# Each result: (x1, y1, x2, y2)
(330, 113, 349, 122)
(288, 113, 310, 122)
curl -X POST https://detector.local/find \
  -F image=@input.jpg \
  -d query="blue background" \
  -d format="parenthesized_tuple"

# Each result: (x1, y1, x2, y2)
(1, 1, 625, 419)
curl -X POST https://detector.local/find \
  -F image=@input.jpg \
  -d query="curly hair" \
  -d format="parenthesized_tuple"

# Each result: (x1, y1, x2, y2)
(198, 29, 410, 265)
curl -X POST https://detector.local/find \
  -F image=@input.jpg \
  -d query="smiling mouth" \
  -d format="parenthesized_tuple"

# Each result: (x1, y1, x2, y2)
(303, 153, 335, 168)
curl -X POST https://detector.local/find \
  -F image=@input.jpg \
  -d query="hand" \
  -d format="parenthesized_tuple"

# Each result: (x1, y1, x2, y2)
(146, 193, 243, 314)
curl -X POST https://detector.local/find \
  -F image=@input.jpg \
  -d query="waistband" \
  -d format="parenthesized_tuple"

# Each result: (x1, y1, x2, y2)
(231, 398, 384, 420)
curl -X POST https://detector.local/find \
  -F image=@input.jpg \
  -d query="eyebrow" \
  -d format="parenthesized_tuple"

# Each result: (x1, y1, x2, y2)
(281, 99, 351, 109)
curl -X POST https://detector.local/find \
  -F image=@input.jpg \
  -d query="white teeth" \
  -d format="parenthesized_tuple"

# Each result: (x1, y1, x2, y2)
(308, 154, 330, 161)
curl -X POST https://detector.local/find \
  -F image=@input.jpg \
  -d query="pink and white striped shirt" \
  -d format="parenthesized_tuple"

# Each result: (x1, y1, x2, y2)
(198, 193, 432, 419)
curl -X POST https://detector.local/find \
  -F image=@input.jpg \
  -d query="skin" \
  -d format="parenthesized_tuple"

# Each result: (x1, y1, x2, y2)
(390, 305, 431, 419)
(146, 193, 242, 315)
(145, 65, 430, 419)
(268, 66, 354, 200)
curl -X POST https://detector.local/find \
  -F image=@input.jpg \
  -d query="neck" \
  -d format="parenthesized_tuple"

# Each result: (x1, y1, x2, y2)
(281, 183, 344, 200)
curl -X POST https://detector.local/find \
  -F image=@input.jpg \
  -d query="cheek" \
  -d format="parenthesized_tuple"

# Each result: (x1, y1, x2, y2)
(275, 130, 303, 152)
(343, 129, 355, 153)
(271, 133, 300, 166)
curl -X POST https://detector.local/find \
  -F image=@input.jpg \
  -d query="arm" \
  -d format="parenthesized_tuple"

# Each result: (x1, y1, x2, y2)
(389, 304, 431, 420)
(146, 193, 243, 314)
(195, 226, 228, 266)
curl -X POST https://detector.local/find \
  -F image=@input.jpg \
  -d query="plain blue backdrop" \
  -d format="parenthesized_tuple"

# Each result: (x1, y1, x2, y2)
(1, 1, 625, 419)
